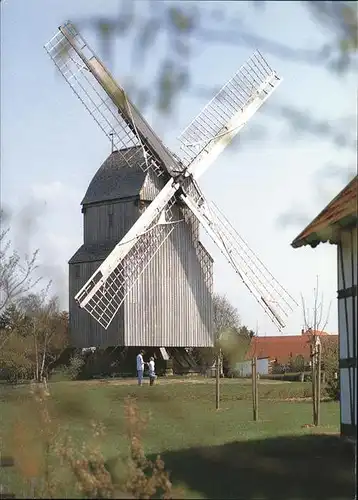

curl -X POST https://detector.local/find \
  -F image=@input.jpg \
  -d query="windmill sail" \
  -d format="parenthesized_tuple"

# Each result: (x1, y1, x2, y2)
(44, 22, 179, 178)
(74, 175, 180, 324)
(181, 192, 297, 330)
(77, 199, 177, 329)
(178, 50, 281, 176)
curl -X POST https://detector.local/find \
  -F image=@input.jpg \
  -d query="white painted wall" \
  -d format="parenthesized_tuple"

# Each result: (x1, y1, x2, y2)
(234, 358, 269, 377)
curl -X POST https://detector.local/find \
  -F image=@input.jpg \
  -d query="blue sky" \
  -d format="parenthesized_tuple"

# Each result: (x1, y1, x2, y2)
(1, 0, 356, 335)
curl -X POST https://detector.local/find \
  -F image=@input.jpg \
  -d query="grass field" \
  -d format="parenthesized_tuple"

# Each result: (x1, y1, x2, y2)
(0, 378, 355, 499)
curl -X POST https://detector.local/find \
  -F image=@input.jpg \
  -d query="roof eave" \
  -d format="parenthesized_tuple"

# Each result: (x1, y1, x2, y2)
(81, 194, 140, 207)
(291, 175, 357, 249)
(291, 215, 358, 249)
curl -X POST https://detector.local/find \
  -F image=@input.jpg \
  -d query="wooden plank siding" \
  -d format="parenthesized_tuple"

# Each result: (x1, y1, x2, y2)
(124, 204, 213, 347)
(83, 199, 139, 244)
(69, 260, 125, 347)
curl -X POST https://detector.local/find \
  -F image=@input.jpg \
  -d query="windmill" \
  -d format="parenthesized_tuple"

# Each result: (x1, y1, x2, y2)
(44, 22, 297, 354)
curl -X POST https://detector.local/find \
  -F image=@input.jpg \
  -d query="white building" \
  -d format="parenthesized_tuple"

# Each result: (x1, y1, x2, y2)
(292, 175, 357, 440)
(234, 358, 269, 377)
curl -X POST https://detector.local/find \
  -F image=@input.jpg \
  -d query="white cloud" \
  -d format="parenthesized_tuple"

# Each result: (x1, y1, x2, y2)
(31, 180, 81, 205)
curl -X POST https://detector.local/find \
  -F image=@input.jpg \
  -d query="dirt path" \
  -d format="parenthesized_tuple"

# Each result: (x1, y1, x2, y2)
(58, 377, 292, 387)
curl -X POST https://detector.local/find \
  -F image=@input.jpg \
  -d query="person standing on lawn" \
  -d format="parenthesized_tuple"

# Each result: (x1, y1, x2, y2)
(136, 350, 145, 386)
(148, 357, 156, 386)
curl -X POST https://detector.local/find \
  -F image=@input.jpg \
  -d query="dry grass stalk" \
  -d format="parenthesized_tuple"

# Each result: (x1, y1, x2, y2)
(57, 421, 114, 499)
(122, 396, 180, 499)
(10, 387, 180, 499)
(11, 382, 60, 498)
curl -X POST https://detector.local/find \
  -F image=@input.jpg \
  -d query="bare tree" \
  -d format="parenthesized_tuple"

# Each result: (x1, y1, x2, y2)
(213, 293, 241, 341)
(301, 275, 332, 426)
(213, 293, 254, 379)
(301, 275, 332, 334)
(189, 293, 246, 375)
(0, 214, 42, 313)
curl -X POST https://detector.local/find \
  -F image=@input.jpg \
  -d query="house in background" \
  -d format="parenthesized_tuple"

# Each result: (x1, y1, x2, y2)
(234, 357, 269, 377)
(245, 329, 338, 373)
(291, 175, 357, 441)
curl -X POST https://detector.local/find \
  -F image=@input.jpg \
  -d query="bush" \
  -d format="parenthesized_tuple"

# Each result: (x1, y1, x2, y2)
(325, 371, 340, 400)
(55, 355, 85, 381)
(322, 337, 339, 401)
(288, 355, 306, 373)
(260, 372, 310, 382)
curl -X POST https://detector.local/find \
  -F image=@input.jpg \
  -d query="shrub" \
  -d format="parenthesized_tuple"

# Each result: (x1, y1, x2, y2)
(289, 355, 306, 373)
(54, 355, 85, 381)
(67, 355, 85, 380)
(260, 372, 310, 382)
(322, 337, 339, 401)
(325, 371, 340, 401)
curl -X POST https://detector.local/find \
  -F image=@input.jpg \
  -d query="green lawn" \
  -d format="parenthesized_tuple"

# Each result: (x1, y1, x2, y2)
(0, 379, 355, 499)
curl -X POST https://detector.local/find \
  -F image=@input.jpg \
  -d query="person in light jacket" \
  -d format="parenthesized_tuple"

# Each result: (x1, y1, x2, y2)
(136, 350, 145, 386)
(147, 357, 156, 386)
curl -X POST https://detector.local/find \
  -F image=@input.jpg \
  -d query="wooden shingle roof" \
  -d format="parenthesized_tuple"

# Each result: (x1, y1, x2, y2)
(81, 148, 149, 206)
(68, 241, 117, 265)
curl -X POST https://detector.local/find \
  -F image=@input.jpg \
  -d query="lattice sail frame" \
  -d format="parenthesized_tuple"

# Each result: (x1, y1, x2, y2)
(178, 50, 279, 168)
(79, 198, 177, 329)
(178, 183, 297, 330)
(177, 175, 297, 327)
(204, 201, 297, 328)
(44, 22, 178, 178)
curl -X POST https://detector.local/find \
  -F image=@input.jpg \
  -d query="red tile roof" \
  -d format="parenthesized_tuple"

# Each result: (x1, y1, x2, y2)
(291, 175, 357, 249)
(245, 331, 338, 364)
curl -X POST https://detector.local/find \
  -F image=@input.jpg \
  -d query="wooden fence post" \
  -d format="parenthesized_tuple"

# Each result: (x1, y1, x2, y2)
(252, 357, 258, 421)
(311, 338, 317, 425)
(316, 339, 322, 426)
(215, 349, 221, 410)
